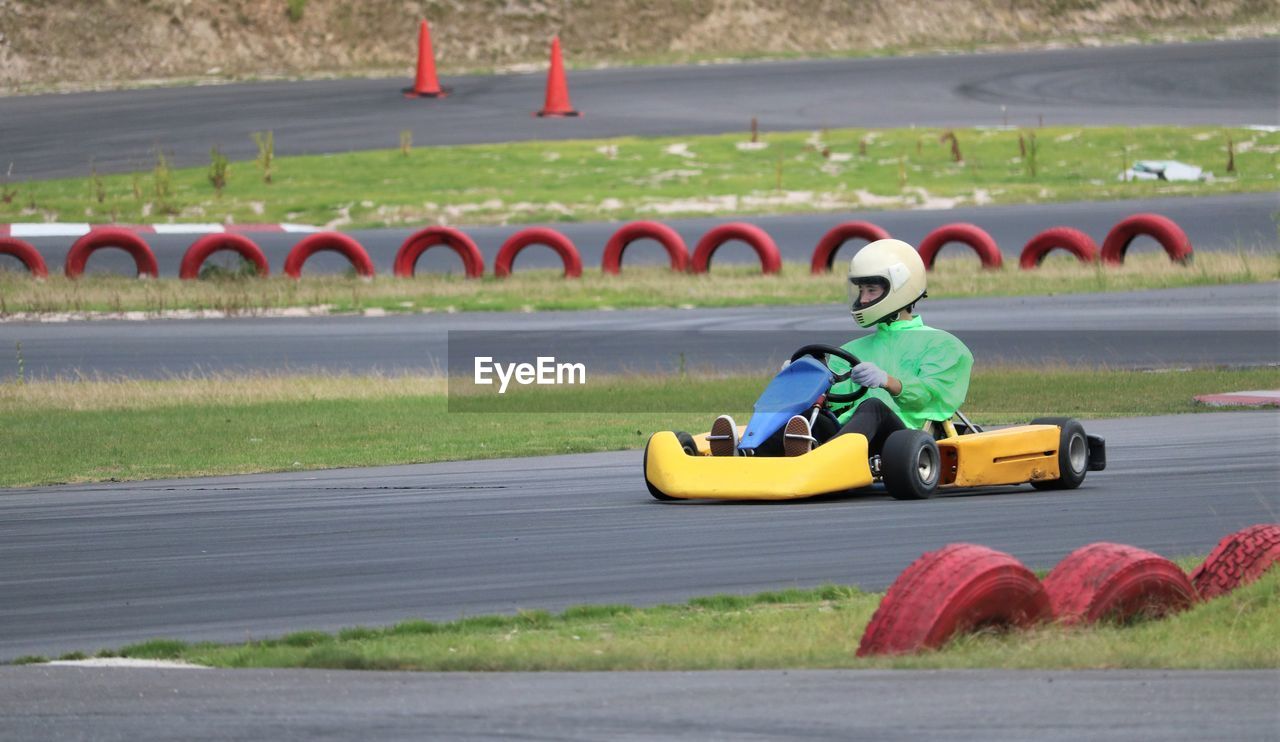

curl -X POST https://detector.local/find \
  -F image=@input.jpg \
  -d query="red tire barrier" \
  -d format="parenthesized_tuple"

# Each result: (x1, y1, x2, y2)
(691, 222, 782, 275)
(494, 227, 582, 278)
(1018, 227, 1099, 270)
(283, 232, 376, 279)
(917, 223, 1002, 270)
(64, 227, 159, 279)
(0, 237, 49, 278)
(393, 226, 484, 278)
(1189, 524, 1280, 601)
(602, 221, 690, 274)
(1100, 213, 1193, 265)
(856, 543, 1051, 657)
(1042, 543, 1196, 626)
(810, 221, 891, 274)
(179, 234, 270, 280)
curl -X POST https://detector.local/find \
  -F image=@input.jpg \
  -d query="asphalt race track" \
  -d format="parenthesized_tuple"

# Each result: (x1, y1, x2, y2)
(1, 40, 1276, 178)
(12, 192, 1278, 278)
(2, 283, 1276, 378)
(1, 411, 1277, 662)
(2, 668, 1277, 741)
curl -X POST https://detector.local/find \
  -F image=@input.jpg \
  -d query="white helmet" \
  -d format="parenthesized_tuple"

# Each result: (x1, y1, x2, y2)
(846, 238, 927, 328)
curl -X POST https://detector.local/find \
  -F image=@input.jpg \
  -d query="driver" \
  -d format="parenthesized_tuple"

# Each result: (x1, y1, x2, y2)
(708, 238, 973, 465)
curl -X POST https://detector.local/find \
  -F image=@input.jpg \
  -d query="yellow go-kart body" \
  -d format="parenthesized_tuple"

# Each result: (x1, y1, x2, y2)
(643, 421, 1077, 501)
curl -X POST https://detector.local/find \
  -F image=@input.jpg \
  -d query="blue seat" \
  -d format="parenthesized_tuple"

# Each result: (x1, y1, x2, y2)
(738, 356, 834, 453)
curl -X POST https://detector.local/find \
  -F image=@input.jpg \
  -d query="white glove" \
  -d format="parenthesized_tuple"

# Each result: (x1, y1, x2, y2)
(851, 361, 889, 388)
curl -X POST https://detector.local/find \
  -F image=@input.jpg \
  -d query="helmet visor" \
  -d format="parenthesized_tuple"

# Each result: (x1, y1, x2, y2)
(848, 276, 890, 312)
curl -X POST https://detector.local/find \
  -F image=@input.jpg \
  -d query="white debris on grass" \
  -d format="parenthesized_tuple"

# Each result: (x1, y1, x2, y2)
(828, 152, 853, 162)
(626, 169, 703, 187)
(323, 204, 353, 231)
(1, 305, 342, 323)
(663, 143, 694, 157)
(542, 151, 560, 162)
(1233, 140, 1280, 154)
(595, 145, 619, 159)
(636, 190, 852, 215)
(1119, 160, 1209, 182)
(735, 141, 768, 151)
(47, 658, 208, 669)
(852, 189, 905, 207)
(638, 194, 739, 214)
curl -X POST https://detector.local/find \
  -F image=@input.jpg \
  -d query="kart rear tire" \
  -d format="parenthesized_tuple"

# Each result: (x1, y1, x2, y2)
(1189, 524, 1280, 601)
(1029, 417, 1088, 490)
(882, 429, 941, 500)
(1042, 542, 1196, 625)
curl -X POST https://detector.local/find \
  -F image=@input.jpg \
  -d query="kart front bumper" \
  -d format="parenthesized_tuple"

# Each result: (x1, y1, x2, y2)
(643, 430, 873, 500)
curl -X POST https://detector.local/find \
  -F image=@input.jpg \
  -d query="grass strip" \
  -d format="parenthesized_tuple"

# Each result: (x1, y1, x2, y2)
(3, 252, 1277, 316)
(20, 561, 1277, 671)
(2, 366, 1276, 488)
(1, 126, 1275, 229)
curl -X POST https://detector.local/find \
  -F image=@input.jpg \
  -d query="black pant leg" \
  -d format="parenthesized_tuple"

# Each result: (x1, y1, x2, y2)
(834, 397, 907, 456)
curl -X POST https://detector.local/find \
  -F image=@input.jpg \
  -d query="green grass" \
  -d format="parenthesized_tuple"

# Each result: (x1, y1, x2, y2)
(2, 366, 1275, 487)
(2, 126, 1275, 228)
(2, 253, 1276, 316)
(37, 566, 1277, 671)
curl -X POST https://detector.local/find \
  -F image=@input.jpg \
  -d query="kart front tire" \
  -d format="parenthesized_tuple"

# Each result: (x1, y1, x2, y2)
(1030, 417, 1088, 490)
(675, 431, 699, 457)
(882, 429, 941, 500)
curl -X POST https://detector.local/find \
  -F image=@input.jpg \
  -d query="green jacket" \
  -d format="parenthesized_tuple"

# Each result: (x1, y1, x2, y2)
(826, 315, 973, 430)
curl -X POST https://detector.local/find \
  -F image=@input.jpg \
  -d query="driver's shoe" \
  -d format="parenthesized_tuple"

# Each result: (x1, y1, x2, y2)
(783, 415, 815, 456)
(708, 415, 739, 457)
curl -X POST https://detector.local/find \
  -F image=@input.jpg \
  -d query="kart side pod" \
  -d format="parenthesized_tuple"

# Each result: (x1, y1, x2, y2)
(935, 425, 1062, 487)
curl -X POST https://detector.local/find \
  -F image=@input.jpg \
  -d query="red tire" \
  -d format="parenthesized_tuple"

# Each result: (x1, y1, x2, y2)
(1189, 524, 1280, 601)
(691, 222, 781, 274)
(283, 232, 376, 279)
(1042, 543, 1196, 626)
(64, 227, 159, 279)
(810, 221, 890, 274)
(856, 543, 1051, 657)
(494, 227, 583, 279)
(1100, 213, 1193, 265)
(179, 234, 270, 280)
(1018, 227, 1099, 270)
(917, 223, 1002, 270)
(393, 226, 484, 279)
(0, 237, 49, 278)
(602, 221, 689, 274)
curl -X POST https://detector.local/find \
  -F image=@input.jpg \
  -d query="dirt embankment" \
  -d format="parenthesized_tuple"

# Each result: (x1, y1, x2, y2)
(0, 0, 1275, 93)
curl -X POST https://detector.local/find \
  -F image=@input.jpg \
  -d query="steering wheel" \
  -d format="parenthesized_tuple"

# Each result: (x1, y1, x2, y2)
(789, 344, 868, 404)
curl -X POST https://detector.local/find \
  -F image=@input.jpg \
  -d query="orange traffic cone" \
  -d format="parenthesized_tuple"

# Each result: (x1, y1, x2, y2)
(403, 20, 448, 98)
(535, 36, 580, 117)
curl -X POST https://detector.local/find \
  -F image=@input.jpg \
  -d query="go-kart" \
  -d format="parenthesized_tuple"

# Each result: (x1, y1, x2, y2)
(643, 344, 1105, 501)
